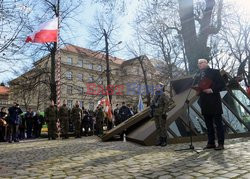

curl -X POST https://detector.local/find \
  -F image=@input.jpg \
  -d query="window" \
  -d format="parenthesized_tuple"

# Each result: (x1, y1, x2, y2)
(67, 85, 73, 95)
(0, 100, 7, 105)
(78, 87, 84, 95)
(88, 63, 93, 70)
(67, 100, 73, 108)
(79, 101, 84, 108)
(88, 76, 94, 82)
(89, 102, 94, 111)
(77, 73, 83, 81)
(77, 59, 83, 67)
(66, 71, 72, 80)
(67, 57, 73, 65)
(97, 65, 102, 71)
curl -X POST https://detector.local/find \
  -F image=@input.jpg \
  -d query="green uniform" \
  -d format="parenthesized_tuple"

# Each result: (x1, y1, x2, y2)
(95, 108, 104, 136)
(58, 105, 69, 138)
(45, 105, 58, 139)
(71, 106, 82, 137)
(152, 91, 175, 139)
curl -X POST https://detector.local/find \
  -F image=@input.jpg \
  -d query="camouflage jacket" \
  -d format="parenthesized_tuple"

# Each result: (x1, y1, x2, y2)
(151, 91, 175, 116)
(45, 106, 58, 121)
(71, 106, 82, 122)
(58, 105, 69, 121)
(95, 108, 104, 120)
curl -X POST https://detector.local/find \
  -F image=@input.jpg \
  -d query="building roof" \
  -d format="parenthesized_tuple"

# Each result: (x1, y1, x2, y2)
(0, 86, 9, 95)
(62, 44, 124, 65)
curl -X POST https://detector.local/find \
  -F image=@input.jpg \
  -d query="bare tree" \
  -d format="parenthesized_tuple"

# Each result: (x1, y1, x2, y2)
(88, 12, 122, 104)
(133, 0, 186, 96)
(178, 0, 223, 73)
(0, 0, 33, 78)
(15, 0, 83, 104)
(219, 10, 250, 86)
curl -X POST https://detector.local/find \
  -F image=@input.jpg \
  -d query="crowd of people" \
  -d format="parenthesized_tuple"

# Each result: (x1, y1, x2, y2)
(0, 100, 137, 143)
(0, 103, 44, 143)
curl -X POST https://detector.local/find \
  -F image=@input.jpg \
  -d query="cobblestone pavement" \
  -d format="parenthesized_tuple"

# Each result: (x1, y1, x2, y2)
(1, 136, 250, 179)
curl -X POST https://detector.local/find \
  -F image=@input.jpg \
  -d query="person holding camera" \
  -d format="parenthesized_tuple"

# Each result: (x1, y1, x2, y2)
(151, 82, 175, 147)
(8, 102, 23, 143)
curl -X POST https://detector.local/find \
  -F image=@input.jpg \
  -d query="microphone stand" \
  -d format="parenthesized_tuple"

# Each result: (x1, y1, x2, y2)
(175, 72, 200, 154)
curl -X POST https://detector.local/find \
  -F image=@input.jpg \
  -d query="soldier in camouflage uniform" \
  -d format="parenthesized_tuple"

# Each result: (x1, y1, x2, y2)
(95, 105, 104, 136)
(58, 100, 69, 139)
(71, 101, 82, 138)
(151, 82, 175, 147)
(45, 100, 58, 140)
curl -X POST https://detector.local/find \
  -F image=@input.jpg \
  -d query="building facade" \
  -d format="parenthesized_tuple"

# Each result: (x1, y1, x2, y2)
(9, 45, 159, 111)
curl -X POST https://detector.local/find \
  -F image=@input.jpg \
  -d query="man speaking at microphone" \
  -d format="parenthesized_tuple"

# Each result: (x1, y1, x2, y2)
(196, 58, 226, 150)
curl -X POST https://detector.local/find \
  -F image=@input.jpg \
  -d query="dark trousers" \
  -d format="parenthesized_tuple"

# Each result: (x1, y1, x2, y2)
(83, 121, 90, 135)
(0, 126, 7, 141)
(96, 119, 103, 136)
(107, 120, 113, 130)
(9, 124, 19, 142)
(27, 124, 33, 138)
(204, 114, 224, 145)
(19, 127, 25, 140)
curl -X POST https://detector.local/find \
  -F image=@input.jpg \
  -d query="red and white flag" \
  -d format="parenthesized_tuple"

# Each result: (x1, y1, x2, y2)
(25, 17, 58, 43)
(97, 95, 112, 120)
(105, 95, 112, 120)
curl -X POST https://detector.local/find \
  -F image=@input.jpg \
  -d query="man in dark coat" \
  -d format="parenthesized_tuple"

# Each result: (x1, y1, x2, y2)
(114, 104, 120, 126)
(8, 102, 23, 143)
(196, 58, 226, 150)
(33, 111, 44, 138)
(25, 108, 34, 139)
(118, 102, 132, 123)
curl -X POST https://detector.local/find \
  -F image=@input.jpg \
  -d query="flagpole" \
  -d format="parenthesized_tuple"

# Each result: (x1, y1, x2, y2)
(56, 0, 61, 107)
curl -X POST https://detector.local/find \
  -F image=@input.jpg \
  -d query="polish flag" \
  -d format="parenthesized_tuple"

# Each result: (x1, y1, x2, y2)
(25, 17, 58, 43)
(104, 95, 112, 121)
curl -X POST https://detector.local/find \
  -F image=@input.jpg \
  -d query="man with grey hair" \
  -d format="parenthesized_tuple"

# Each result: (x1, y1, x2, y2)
(196, 58, 226, 150)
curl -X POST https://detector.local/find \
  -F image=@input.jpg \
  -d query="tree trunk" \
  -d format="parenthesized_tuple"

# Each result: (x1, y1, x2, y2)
(178, 0, 221, 73)
(139, 56, 151, 106)
(104, 29, 112, 103)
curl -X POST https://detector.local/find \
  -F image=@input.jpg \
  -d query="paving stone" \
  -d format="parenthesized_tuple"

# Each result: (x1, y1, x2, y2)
(241, 173, 250, 178)
(221, 172, 240, 178)
(1, 136, 250, 178)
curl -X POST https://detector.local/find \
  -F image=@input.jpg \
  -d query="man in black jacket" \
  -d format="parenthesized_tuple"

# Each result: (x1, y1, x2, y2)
(197, 58, 226, 150)
(119, 102, 132, 123)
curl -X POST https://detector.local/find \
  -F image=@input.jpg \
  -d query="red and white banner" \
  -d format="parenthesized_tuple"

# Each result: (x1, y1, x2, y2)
(25, 17, 58, 43)
(97, 95, 112, 120)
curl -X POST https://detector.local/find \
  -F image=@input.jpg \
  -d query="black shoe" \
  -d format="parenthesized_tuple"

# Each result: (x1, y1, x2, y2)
(52, 138, 56, 140)
(160, 137, 167, 147)
(8, 140, 13, 143)
(155, 137, 162, 146)
(14, 140, 19, 143)
(215, 144, 224, 150)
(203, 144, 216, 149)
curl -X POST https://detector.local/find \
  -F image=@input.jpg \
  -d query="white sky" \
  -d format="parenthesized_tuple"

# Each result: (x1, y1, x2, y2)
(0, 0, 250, 83)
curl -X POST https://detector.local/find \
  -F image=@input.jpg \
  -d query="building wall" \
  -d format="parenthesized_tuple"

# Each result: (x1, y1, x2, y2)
(9, 48, 159, 112)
